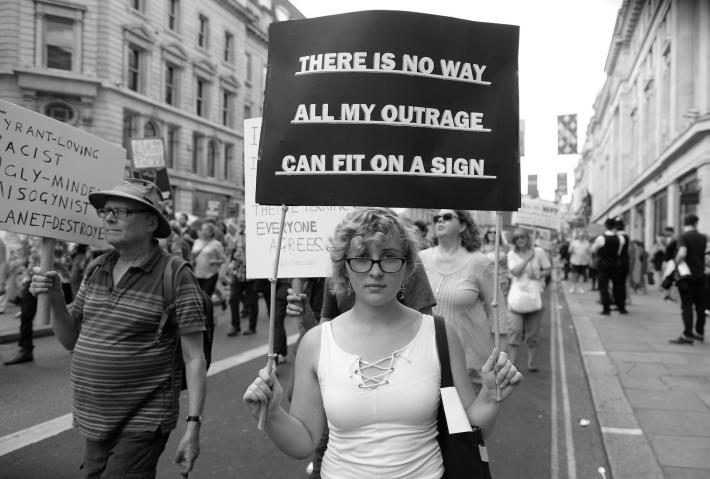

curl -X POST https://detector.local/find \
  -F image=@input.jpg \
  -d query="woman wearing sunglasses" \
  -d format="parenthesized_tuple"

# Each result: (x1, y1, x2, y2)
(243, 207, 521, 478)
(419, 209, 510, 393)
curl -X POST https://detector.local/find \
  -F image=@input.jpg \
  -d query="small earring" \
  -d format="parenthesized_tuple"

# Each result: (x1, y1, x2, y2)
(346, 281, 353, 295)
(397, 284, 406, 301)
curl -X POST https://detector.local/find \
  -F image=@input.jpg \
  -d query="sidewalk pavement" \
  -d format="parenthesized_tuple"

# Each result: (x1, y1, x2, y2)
(563, 282, 710, 479)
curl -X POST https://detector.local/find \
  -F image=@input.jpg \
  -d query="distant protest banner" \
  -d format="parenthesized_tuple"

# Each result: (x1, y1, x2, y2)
(0, 99, 125, 246)
(512, 196, 561, 231)
(256, 11, 520, 211)
(130, 138, 165, 169)
(245, 118, 351, 279)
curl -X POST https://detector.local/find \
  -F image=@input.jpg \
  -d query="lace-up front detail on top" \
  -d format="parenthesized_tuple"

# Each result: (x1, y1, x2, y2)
(351, 353, 402, 390)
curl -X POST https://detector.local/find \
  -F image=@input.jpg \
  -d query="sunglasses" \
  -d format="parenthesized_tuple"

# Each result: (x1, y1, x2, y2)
(433, 213, 459, 223)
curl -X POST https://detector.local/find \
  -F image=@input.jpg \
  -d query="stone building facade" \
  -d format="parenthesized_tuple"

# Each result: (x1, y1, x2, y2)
(0, 0, 302, 220)
(573, 0, 710, 245)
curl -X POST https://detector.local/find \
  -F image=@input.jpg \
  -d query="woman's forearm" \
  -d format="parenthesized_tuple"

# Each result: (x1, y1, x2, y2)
(264, 408, 320, 459)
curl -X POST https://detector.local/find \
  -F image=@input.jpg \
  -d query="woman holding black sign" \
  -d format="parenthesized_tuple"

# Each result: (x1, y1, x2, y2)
(243, 207, 521, 478)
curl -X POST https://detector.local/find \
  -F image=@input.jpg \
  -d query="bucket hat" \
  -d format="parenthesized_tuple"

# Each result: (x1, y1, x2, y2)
(88, 178, 171, 238)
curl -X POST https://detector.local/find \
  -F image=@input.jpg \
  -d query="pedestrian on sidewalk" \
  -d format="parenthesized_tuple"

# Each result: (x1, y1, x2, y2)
(244, 207, 522, 478)
(29, 179, 208, 478)
(662, 226, 679, 302)
(568, 230, 591, 294)
(592, 218, 628, 315)
(669, 214, 706, 345)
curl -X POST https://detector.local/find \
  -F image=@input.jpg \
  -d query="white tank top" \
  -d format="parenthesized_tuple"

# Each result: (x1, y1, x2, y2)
(319, 314, 444, 479)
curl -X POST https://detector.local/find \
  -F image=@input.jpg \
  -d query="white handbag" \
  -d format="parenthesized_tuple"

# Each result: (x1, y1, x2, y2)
(508, 277, 542, 313)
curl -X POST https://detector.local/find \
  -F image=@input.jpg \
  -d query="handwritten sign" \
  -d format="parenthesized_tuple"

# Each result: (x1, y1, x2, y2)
(245, 118, 350, 279)
(0, 99, 126, 246)
(512, 197, 561, 231)
(130, 137, 165, 169)
(256, 11, 520, 211)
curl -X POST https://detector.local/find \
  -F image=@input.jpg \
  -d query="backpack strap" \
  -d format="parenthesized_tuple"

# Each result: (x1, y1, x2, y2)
(433, 315, 453, 388)
(82, 251, 115, 286)
(155, 254, 191, 342)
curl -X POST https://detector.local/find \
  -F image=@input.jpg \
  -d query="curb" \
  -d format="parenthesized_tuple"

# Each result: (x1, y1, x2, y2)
(0, 324, 54, 344)
(562, 289, 664, 479)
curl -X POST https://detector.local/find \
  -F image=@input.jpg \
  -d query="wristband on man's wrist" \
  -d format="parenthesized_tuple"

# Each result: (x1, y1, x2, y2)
(186, 415, 202, 423)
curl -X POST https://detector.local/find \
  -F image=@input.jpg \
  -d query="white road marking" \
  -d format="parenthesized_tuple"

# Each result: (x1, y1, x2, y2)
(0, 334, 299, 457)
(601, 427, 643, 435)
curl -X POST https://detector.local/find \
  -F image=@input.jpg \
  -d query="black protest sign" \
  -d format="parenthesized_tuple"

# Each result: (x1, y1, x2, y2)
(256, 10, 520, 211)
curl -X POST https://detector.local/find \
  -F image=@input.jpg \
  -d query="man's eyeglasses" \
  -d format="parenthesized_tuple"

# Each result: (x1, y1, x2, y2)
(433, 213, 458, 223)
(346, 257, 406, 273)
(96, 207, 150, 219)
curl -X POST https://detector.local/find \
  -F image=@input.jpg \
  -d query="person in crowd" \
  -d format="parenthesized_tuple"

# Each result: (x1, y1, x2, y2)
(227, 221, 258, 337)
(616, 218, 632, 305)
(163, 223, 191, 261)
(481, 227, 511, 298)
(244, 207, 522, 478)
(69, 244, 90, 298)
(413, 219, 431, 249)
(663, 226, 679, 301)
(651, 236, 666, 290)
(192, 222, 226, 299)
(506, 228, 551, 372)
(588, 248, 599, 291)
(3, 236, 42, 365)
(629, 240, 648, 294)
(592, 218, 627, 315)
(176, 212, 198, 248)
(568, 230, 591, 294)
(419, 209, 509, 393)
(29, 179, 207, 477)
(284, 219, 436, 479)
(669, 214, 706, 345)
(558, 236, 570, 280)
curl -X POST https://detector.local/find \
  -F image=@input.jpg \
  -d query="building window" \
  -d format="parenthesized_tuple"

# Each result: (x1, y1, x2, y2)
(224, 143, 233, 180)
(244, 103, 252, 120)
(222, 90, 234, 127)
(245, 51, 252, 83)
(167, 0, 179, 31)
(44, 16, 75, 70)
(192, 132, 203, 173)
(207, 141, 216, 177)
(127, 44, 144, 92)
(122, 110, 140, 157)
(165, 63, 178, 105)
(653, 191, 668, 237)
(144, 120, 159, 138)
(44, 101, 75, 123)
(130, 0, 144, 12)
(224, 31, 234, 63)
(198, 14, 209, 49)
(196, 78, 208, 117)
(166, 125, 179, 169)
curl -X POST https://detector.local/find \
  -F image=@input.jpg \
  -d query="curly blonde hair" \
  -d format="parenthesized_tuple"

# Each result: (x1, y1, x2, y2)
(329, 207, 420, 295)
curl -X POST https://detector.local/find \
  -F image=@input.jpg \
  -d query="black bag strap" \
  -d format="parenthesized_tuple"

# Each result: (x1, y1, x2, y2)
(156, 254, 190, 341)
(433, 315, 453, 389)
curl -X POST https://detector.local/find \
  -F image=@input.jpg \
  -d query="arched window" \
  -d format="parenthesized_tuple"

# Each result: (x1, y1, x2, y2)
(44, 100, 75, 123)
(207, 141, 216, 177)
(144, 120, 158, 138)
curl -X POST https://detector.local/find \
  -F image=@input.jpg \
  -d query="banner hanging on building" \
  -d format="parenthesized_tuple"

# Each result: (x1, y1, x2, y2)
(0, 99, 125, 247)
(557, 114, 577, 154)
(256, 11, 520, 211)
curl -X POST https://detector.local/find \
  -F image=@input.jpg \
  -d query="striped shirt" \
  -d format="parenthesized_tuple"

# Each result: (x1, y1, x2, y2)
(70, 242, 205, 440)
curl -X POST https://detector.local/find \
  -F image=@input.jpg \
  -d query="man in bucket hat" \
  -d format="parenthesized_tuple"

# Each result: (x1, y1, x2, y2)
(30, 178, 207, 478)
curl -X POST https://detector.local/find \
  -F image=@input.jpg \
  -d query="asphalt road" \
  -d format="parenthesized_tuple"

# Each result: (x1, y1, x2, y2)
(0, 282, 609, 478)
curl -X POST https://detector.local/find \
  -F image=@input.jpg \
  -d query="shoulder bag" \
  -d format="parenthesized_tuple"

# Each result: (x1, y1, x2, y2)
(434, 316, 493, 479)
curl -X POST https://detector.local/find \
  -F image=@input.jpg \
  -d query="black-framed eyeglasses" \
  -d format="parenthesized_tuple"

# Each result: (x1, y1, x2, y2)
(433, 213, 459, 223)
(345, 257, 406, 273)
(96, 207, 150, 219)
